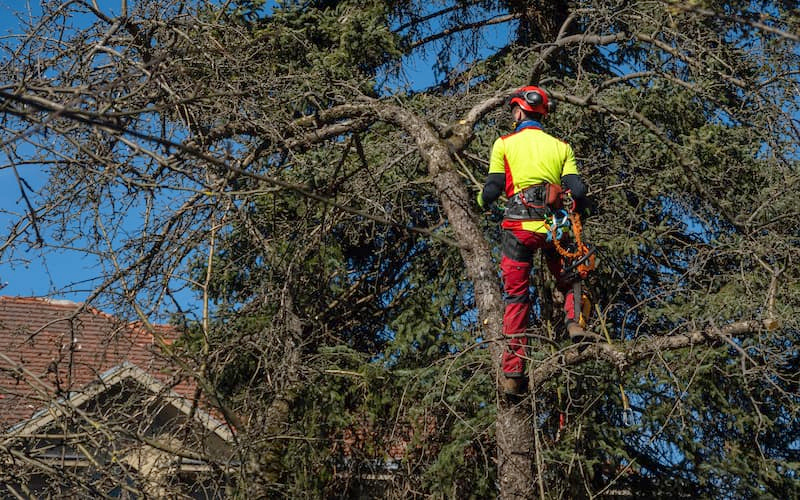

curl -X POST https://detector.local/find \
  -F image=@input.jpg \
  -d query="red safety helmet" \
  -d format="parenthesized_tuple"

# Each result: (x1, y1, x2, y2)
(508, 85, 553, 116)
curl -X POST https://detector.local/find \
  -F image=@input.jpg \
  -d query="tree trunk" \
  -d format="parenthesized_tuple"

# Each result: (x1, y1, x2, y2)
(431, 162, 536, 500)
(375, 103, 537, 498)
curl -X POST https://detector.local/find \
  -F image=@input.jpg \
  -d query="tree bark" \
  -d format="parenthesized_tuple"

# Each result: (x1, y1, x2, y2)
(370, 101, 537, 499)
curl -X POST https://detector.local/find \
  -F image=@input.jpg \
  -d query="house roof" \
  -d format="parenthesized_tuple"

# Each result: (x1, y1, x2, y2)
(4, 361, 233, 444)
(0, 296, 195, 430)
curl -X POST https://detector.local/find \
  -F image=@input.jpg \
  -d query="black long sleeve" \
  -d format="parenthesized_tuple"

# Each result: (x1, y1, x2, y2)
(561, 173, 587, 199)
(562, 173, 595, 218)
(480, 172, 505, 206)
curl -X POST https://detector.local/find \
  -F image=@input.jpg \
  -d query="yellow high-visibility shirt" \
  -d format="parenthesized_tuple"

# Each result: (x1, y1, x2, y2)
(488, 124, 579, 233)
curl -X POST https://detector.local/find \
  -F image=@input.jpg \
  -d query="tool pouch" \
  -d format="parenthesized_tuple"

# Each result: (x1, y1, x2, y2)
(542, 183, 563, 209)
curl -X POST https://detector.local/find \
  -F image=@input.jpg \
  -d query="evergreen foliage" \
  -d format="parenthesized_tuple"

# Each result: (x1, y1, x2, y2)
(0, 0, 797, 498)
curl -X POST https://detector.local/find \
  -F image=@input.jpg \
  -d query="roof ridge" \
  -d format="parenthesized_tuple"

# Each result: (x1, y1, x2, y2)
(0, 297, 194, 430)
(0, 296, 84, 307)
(0, 296, 178, 344)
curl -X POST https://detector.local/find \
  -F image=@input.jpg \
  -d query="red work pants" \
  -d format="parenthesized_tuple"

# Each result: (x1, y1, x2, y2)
(500, 229, 577, 377)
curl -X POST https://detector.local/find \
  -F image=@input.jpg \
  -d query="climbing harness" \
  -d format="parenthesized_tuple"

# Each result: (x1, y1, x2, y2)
(505, 182, 564, 221)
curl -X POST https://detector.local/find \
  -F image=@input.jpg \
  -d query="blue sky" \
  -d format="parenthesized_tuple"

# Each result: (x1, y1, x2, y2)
(0, 167, 86, 298)
(0, 1, 514, 307)
(0, 1, 123, 301)
(0, 72, 70, 298)
(0, 1, 512, 305)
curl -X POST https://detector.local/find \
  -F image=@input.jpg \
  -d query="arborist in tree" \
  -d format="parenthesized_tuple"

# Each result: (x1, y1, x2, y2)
(477, 85, 592, 396)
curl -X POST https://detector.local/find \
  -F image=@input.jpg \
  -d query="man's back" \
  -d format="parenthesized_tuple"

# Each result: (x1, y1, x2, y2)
(490, 126, 578, 195)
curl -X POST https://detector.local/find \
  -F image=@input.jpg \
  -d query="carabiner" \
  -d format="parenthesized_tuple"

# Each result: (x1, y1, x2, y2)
(554, 209, 570, 227)
(546, 226, 564, 242)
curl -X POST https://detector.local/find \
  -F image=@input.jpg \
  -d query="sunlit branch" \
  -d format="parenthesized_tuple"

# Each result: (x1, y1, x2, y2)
(407, 13, 519, 50)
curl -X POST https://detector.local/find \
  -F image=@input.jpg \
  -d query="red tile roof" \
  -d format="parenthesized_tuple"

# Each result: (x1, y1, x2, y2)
(0, 296, 194, 430)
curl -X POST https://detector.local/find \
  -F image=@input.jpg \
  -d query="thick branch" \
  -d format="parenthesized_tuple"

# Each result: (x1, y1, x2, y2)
(443, 92, 507, 151)
(529, 319, 772, 386)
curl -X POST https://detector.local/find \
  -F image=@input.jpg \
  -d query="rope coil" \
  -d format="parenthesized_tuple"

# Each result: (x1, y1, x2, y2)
(545, 210, 596, 278)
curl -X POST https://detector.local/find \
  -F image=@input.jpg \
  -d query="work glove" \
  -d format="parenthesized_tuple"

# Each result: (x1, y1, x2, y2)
(575, 196, 596, 220)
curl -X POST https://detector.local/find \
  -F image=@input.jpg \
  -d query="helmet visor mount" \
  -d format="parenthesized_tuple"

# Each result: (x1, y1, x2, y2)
(508, 86, 549, 115)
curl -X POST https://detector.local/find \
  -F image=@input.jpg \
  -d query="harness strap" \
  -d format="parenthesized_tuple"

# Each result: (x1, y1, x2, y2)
(504, 183, 563, 221)
(505, 293, 529, 304)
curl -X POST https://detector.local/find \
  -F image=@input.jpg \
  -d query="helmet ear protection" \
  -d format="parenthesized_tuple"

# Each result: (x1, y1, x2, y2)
(521, 89, 543, 108)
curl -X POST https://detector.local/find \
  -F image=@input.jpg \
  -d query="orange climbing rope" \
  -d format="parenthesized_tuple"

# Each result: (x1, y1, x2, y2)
(545, 209, 596, 279)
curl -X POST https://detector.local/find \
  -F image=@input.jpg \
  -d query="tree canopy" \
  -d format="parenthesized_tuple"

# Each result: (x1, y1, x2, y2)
(0, 0, 798, 498)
